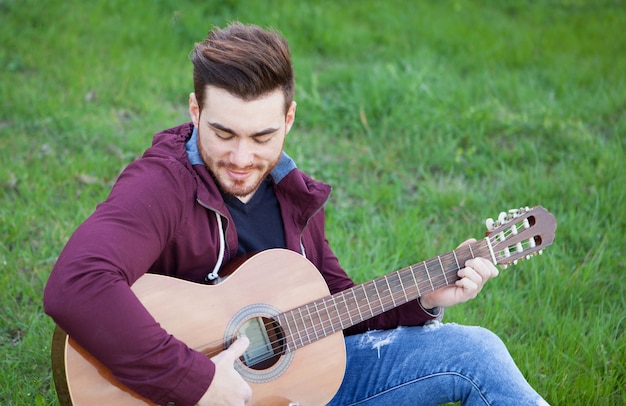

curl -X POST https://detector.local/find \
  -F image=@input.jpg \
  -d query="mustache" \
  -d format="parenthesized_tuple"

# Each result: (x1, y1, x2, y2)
(217, 161, 261, 171)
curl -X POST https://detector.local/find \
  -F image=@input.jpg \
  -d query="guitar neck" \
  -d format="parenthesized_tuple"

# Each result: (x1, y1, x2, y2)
(277, 240, 492, 351)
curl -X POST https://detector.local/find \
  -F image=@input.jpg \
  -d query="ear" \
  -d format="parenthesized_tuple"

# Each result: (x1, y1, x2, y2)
(285, 101, 297, 134)
(189, 92, 200, 127)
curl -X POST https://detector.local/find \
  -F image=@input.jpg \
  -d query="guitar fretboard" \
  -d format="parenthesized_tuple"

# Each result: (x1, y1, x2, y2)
(276, 241, 492, 352)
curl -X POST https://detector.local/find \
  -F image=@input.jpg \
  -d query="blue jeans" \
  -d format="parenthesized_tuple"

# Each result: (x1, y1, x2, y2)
(327, 323, 549, 406)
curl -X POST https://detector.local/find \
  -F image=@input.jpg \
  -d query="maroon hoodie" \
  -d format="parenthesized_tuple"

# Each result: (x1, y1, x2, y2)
(44, 122, 438, 405)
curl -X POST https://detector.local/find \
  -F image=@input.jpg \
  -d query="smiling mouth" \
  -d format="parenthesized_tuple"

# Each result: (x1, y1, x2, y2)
(226, 167, 254, 180)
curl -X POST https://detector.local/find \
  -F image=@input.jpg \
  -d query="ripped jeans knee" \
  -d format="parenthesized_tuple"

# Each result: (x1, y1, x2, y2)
(328, 324, 549, 405)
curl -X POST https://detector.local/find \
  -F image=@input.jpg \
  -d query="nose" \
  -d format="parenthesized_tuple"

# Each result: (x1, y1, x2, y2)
(230, 139, 253, 168)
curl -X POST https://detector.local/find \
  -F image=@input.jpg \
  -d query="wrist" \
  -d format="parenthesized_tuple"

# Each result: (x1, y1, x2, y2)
(419, 296, 436, 311)
(418, 297, 440, 316)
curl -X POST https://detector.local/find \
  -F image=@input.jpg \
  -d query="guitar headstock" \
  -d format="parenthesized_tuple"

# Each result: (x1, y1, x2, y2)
(485, 206, 557, 268)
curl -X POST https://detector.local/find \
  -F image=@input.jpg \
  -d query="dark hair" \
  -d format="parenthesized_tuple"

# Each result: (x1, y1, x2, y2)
(191, 22, 295, 113)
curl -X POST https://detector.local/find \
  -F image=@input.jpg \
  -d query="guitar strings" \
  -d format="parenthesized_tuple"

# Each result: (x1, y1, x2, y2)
(244, 227, 534, 367)
(199, 225, 531, 368)
(247, 221, 532, 365)
(237, 262, 466, 367)
(192, 258, 465, 367)
(235, 240, 492, 367)
(210, 236, 510, 367)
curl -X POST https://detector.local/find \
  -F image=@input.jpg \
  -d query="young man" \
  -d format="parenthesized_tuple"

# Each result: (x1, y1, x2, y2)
(44, 22, 548, 405)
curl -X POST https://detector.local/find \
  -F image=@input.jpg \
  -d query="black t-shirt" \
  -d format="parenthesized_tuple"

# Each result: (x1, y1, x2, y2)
(222, 177, 286, 256)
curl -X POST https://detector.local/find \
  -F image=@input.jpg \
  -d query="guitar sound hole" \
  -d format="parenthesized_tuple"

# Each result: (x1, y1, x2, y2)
(237, 317, 285, 370)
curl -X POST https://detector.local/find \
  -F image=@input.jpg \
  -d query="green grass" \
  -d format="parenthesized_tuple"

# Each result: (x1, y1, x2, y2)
(1, 0, 624, 404)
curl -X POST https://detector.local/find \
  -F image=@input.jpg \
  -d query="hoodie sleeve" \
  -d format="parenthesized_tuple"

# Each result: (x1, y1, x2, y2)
(44, 156, 214, 405)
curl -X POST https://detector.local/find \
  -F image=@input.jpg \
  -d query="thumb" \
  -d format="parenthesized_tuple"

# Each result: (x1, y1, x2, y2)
(225, 336, 250, 361)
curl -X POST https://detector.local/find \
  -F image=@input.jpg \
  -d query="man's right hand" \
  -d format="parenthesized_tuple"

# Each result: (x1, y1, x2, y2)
(197, 336, 252, 405)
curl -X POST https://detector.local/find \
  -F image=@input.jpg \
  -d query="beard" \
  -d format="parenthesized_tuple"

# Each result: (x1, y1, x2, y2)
(205, 155, 281, 200)
(196, 125, 284, 201)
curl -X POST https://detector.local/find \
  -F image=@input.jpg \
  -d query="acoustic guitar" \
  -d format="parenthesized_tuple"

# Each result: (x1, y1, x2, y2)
(51, 206, 556, 405)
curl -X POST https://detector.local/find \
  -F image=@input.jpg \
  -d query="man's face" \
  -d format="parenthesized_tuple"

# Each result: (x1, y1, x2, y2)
(189, 86, 296, 202)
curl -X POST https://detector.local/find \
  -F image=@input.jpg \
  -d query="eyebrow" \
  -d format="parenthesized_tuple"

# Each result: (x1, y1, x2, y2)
(207, 121, 280, 138)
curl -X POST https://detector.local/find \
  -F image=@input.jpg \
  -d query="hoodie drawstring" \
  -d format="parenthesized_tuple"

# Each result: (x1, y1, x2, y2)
(205, 211, 225, 282)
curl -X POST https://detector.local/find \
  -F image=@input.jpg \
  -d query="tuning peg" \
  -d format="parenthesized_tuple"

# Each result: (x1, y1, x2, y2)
(498, 212, 507, 223)
(485, 218, 495, 231)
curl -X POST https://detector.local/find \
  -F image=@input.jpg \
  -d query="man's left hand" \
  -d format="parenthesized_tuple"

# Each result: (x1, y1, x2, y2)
(419, 238, 499, 309)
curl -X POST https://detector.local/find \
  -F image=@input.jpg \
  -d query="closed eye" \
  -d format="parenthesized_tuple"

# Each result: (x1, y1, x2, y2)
(207, 121, 280, 143)
(214, 131, 235, 141)
(252, 133, 275, 144)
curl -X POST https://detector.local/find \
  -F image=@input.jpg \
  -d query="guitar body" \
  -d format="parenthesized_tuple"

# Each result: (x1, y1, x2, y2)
(52, 249, 347, 405)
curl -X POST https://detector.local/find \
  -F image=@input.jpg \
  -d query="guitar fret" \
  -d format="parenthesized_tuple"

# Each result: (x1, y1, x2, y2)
(342, 292, 354, 326)
(298, 307, 312, 345)
(311, 302, 326, 340)
(309, 308, 317, 343)
(361, 284, 375, 317)
(290, 311, 304, 348)
(409, 264, 421, 297)
(384, 275, 397, 308)
(313, 305, 322, 341)
(313, 301, 327, 337)
(309, 306, 318, 342)
(372, 280, 386, 312)
(352, 288, 364, 322)
(485, 236, 497, 264)
(468, 244, 475, 258)
(452, 249, 461, 270)
(300, 310, 309, 345)
(280, 313, 293, 351)
(322, 297, 335, 333)
(401, 269, 418, 299)
(396, 271, 410, 302)
(437, 255, 449, 285)
(423, 260, 435, 291)
(276, 314, 295, 353)
(331, 296, 345, 330)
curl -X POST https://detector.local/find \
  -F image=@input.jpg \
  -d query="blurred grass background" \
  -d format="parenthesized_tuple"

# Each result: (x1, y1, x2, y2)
(1, 0, 624, 404)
